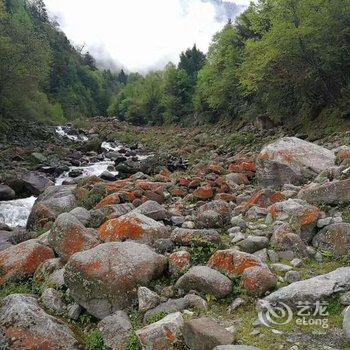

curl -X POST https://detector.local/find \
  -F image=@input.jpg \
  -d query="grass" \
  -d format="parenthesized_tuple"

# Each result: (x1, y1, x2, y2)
(85, 329, 107, 350)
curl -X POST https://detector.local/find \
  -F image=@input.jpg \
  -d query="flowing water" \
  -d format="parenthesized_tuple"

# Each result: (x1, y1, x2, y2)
(0, 127, 148, 228)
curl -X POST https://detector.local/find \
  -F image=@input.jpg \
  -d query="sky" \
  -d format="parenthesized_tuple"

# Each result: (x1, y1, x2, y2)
(44, 0, 250, 73)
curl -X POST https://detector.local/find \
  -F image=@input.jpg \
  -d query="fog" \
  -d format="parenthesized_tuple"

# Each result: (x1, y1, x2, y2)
(44, 0, 249, 72)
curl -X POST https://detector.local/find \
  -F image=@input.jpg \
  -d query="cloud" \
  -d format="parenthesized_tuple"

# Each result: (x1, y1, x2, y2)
(44, 0, 249, 72)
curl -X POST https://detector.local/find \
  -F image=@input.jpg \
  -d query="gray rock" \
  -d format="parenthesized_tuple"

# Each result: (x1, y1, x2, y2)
(48, 213, 100, 261)
(317, 217, 332, 228)
(343, 306, 350, 342)
(100, 170, 117, 181)
(171, 228, 221, 246)
(298, 179, 350, 205)
(41, 288, 66, 315)
(64, 242, 167, 319)
(143, 298, 188, 323)
(258, 267, 350, 309)
(230, 215, 247, 230)
(256, 137, 335, 187)
(136, 312, 184, 349)
(312, 223, 350, 257)
(183, 318, 233, 350)
(132, 200, 168, 221)
(138, 286, 161, 312)
(0, 184, 15, 201)
(0, 294, 77, 349)
(98, 311, 133, 350)
(340, 292, 350, 306)
(236, 236, 269, 254)
(285, 270, 301, 283)
(175, 266, 232, 298)
(69, 207, 91, 226)
(27, 185, 77, 230)
(271, 263, 293, 273)
(21, 171, 54, 196)
(67, 303, 82, 320)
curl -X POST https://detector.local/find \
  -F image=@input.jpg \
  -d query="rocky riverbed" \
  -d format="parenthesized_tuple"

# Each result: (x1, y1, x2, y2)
(1, 119, 350, 349)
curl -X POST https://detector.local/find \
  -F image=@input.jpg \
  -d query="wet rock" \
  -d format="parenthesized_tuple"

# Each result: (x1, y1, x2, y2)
(171, 228, 221, 246)
(258, 267, 350, 309)
(0, 294, 77, 349)
(98, 311, 133, 350)
(48, 213, 100, 261)
(256, 137, 335, 187)
(208, 249, 264, 278)
(312, 223, 350, 257)
(100, 170, 117, 181)
(175, 266, 232, 298)
(138, 286, 161, 312)
(27, 185, 77, 230)
(64, 241, 167, 319)
(136, 312, 184, 349)
(183, 318, 233, 350)
(98, 212, 170, 244)
(241, 266, 277, 296)
(298, 179, 350, 205)
(0, 184, 15, 201)
(0, 239, 54, 285)
(20, 171, 54, 196)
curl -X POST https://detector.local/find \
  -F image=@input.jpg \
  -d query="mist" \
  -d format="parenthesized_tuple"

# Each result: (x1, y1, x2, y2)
(44, 0, 249, 73)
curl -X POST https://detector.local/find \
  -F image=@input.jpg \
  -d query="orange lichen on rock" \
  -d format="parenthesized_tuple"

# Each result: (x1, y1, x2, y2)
(193, 186, 214, 200)
(208, 250, 262, 278)
(98, 217, 144, 241)
(95, 193, 121, 209)
(298, 207, 321, 226)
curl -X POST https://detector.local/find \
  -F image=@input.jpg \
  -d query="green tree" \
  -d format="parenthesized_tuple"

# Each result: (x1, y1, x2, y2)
(194, 22, 243, 122)
(178, 44, 206, 84)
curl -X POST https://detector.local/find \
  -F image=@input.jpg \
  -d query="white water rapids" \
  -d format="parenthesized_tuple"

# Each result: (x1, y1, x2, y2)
(0, 127, 149, 228)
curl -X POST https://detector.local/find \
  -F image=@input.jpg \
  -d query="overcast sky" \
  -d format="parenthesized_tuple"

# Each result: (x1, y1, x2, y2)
(44, 0, 250, 72)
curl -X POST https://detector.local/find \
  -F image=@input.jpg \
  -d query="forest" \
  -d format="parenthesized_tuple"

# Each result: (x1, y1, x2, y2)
(1, 0, 350, 128)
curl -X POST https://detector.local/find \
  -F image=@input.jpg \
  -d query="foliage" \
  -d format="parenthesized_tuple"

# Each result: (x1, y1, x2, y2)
(85, 329, 107, 350)
(146, 311, 168, 325)
(0, 0, 121, 124)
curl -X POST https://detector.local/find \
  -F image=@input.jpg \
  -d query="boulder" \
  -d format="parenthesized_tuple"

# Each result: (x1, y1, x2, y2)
(208, 249, 263, 278)
(0, 230, 13, 252)
(241, 266, 277, 296)
(298, 179, 350, 205)
(0, 294, 77, 349)
(98, 212, 170, 243)
(143, 298, 188, 323)
(183, 318, 233, 350)
(312, 223, 350, 257)
(48, 213, 100, 261)
(0, 184, 15, 201)
(266, 199, 320, 242)
(132, 200, 168, 221)
(171, 228, 221, 246)
(98, 311, 133, 350)
(196, 200, 232, 228)
(175, 266, 232, 298)
(136, 312, 184, 349)
(20, 171, 54, 196)
(0, 239, 54, 285)
(258, 267, 350, 309)
(257, 137, 335, 187)
(27, 185, 77, 230)
(236, 236, 269, 254)
(169, 251, 191, 276)
(40, 288, 66, 315)
(343, 306, 350, 342)
(138, 286, 161, 312)
(69, 207, 91, 226)
(64, 241, 167, 319)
